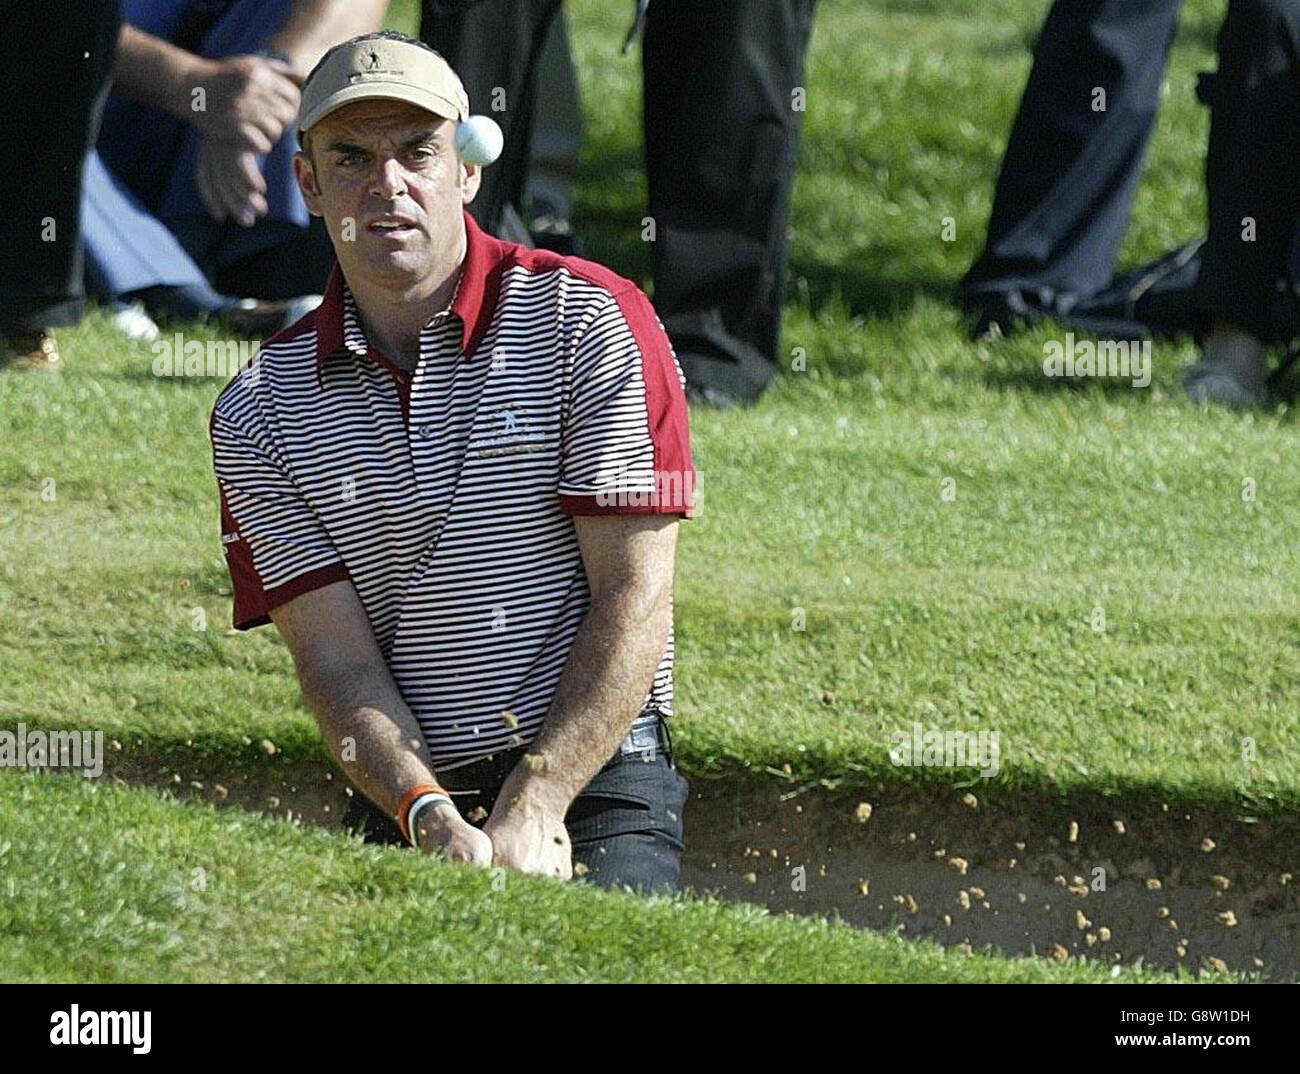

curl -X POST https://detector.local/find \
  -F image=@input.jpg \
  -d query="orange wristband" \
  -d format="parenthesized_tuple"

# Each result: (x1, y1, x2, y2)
(397, 783, 449, 844)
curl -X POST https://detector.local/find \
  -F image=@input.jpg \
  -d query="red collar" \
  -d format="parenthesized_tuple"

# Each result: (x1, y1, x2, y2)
(314, 210, 507, 378)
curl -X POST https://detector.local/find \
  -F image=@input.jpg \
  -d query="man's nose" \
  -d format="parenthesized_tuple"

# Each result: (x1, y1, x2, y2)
(370, 157, 408, 199)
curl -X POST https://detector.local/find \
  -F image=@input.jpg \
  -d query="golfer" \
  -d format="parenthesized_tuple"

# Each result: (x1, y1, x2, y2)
(209, 31, 694, 894)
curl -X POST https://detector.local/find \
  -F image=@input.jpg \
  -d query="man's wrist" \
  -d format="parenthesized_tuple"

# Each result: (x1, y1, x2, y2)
(397, 784, 454, 845)
(411, 799, 461, 849)
(502, 762, 577, 818)
(263, 35, 311, 79)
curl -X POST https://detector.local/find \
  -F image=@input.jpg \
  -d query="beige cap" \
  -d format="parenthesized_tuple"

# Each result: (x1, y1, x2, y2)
(299, 34, 470, 134)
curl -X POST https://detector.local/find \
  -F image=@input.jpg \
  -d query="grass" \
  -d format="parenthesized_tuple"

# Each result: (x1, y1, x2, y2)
(0, 772, 1175, 983)
(0, 0, 1291, 981)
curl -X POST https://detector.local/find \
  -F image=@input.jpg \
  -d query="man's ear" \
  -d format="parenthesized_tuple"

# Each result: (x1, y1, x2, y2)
(294, 151, 324, 217)
(461, 162, 482, 206)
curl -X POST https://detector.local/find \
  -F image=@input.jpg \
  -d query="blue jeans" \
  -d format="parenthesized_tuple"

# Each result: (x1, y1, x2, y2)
(342, 719, 690, 896)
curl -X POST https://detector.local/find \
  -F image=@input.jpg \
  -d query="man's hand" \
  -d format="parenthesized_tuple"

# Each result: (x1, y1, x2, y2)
(195, 138, 268, 225)
(191, 54, 302, 153)
(482, 781, 573, 880)
(414, 802, 494, 866)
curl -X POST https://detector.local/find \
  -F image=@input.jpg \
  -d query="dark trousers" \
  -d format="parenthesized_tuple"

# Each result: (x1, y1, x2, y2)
(642, 0, 817, 402)
(0, 0, 121, 333)
(421, 0, 817, 402)
(343, 721, 690, 896)
(422, 0, 565, 240)
(1196, 0, 1300, 342)
(961, 0, 1185, 311)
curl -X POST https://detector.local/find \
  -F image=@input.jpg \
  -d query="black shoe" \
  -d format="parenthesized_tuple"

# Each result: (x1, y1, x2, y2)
(0, 328, 62, 371)
(222, 295, 323, 339)
(529, 215, 583, 257)
(960, 287, 1057, 341)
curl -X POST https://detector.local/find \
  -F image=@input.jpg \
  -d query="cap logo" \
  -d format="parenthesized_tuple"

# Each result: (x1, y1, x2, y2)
(348, 64, 405, 84)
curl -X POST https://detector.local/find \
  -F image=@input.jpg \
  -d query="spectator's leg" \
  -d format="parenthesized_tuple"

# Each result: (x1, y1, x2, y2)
(643, 0, 817, 403)
(1186, 0, 1300, 408)
(212, 217, 337, 300)
(524, 8, 584, 253)
(961, 0, 1185, 328)
(421, 0, 564, 239)
(82, 150, 227, 312)
(0, 0, 121, 346)
(1195, 0, 1300, 344)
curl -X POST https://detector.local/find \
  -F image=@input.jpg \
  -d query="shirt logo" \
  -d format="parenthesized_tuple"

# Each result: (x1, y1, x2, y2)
(468, 406, 547, 457)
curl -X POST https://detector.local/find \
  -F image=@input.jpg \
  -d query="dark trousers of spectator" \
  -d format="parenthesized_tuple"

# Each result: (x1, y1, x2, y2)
(422, 0, 565, 240)
(0, 0, 121, 334)
(422, 0, 817, 402)
(1195, 0, 1300, 343)
(961, 0, 1185, 318)
(643, 0, 817, 402)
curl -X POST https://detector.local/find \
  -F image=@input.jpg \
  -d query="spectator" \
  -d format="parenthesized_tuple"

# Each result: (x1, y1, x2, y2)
(84, 0, 389, 337)
(0, 1, 121, 370)
(959, 0, 1184, 337)
(964, 0, 1300, 409)
(1185, 0, 1300, 408)
(421, 0, 818, 405)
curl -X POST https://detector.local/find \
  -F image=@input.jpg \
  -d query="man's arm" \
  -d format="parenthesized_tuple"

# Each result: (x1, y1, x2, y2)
(114, 3, 387, 222)
(113, 0, 389, 118)
(484, 514, 679, 877)
(113, 26, 300, 149)
(269, 579, 492, 863)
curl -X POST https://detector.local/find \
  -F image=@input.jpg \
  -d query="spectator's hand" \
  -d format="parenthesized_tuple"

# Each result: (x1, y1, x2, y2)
(414, 802, 495, 867)
(192, 54, 301, 154)
(482, 792, 573, 879)
(195, 137, 268, 226)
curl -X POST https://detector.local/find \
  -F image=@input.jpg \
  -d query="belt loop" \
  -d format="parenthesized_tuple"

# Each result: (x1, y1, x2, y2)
(658, 711, 675, 767)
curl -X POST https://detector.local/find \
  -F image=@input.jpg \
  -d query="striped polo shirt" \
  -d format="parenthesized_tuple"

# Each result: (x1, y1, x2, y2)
(210, 212, 694, 770)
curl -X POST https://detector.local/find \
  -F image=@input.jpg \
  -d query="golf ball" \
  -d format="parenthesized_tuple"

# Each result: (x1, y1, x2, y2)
(456, 115, 504, 166)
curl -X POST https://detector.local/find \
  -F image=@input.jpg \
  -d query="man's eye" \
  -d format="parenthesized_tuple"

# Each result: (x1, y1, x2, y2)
(337, 153, 365, 167)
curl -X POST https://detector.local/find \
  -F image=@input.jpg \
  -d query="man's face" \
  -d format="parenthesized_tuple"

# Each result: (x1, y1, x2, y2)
(295, 99, 480, 293)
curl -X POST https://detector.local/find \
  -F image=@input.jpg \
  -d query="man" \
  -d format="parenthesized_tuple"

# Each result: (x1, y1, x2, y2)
(965, 0, 1300, 409)
(209, 32, 694, 893)
(422, 0, 818, 405)
(0, 0, 121, 370)
(960, 0, 1185, 338)
(1183, 0, 1300, 408)
(85, 0, 388, 334)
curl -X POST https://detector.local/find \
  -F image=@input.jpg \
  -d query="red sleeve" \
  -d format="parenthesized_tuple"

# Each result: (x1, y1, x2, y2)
(558, 286, 696, 518)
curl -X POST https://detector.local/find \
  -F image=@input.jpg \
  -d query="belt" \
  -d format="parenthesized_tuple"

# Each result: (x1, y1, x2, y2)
(437, 711, 673, 797)
(620, 711, 673, 759)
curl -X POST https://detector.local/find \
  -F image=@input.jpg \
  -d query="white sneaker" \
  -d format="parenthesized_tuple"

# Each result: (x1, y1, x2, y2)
(111, 302, 161, 343)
